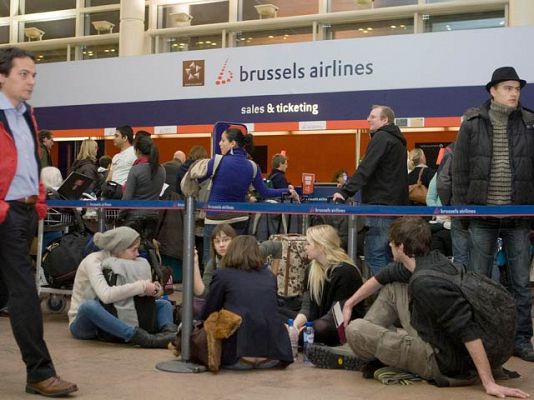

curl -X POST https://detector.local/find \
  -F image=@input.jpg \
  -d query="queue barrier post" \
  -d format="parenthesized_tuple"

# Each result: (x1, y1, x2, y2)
(156, 196, 207, 373)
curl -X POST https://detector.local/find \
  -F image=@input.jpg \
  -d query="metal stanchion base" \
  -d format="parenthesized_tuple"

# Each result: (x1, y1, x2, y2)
(155, 359, 208, 373)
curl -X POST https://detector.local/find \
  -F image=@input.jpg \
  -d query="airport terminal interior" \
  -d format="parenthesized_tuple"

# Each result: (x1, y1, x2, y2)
(1, 0, 534, 398)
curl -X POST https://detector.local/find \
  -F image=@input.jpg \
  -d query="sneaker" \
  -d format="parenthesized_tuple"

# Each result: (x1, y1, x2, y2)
(306, 343, 364, 371)
(513, 344, 534, 362)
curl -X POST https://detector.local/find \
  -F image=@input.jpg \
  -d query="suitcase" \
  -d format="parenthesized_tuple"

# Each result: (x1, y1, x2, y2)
(269, 234, 309, 297)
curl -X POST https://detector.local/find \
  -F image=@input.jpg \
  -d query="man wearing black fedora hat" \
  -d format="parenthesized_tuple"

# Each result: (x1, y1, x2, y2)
(452, 66, 534, 362)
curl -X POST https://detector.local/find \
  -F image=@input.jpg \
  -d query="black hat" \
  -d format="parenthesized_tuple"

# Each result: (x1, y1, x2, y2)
(486, 66, 526, 92)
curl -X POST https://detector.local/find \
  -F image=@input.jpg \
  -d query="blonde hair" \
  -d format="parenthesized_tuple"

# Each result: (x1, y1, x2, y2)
(306, 225, 359, 305)
(76, 139, 98, 162)
(408, 148, 426, 170)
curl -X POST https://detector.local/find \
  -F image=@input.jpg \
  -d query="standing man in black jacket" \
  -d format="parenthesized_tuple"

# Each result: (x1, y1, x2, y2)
(452, 66, 534, 362)
(333, 105, 408, 275)
(341, 217, 528, 399)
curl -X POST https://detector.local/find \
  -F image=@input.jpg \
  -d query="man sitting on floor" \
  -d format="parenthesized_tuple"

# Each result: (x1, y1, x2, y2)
(339, 217, 528, 398)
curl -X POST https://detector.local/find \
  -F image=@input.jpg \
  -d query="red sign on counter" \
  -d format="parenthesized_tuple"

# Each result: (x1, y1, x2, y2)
(302, 173, 315, 194)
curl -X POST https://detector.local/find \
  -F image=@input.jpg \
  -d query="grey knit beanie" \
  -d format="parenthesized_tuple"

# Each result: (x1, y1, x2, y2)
(93, 227, 140, 254)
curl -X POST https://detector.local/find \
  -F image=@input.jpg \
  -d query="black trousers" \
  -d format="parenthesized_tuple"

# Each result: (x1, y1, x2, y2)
(0, 202, 55, 383)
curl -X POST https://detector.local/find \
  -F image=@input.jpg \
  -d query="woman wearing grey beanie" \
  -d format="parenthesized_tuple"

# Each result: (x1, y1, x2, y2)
(68, 226, 177, 348)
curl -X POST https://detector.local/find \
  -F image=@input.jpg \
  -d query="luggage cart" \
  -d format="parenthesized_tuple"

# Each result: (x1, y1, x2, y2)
(34, 209, 75, 313)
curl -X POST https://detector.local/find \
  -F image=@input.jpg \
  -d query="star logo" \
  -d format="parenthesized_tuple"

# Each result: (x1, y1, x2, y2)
(182, 60, 205, 86)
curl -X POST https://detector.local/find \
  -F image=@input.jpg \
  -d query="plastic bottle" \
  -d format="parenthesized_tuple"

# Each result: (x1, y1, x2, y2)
(287, 319, 298, 361)
(303, 321, 315, 364)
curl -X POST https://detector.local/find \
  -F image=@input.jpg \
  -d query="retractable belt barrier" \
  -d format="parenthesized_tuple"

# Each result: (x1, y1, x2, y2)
(46, 199, 534, 217)
(45, 198, 534, 372)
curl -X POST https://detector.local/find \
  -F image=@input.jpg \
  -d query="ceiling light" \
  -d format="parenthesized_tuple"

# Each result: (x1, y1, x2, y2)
(367, 27, 373, 31)
(390, 25, 397, 29)
(268, 35, 274, 38)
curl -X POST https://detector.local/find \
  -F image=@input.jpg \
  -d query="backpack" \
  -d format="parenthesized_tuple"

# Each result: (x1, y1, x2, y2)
(99, 267, 157, 335)
(412, 263, 516, 368)
(42, 231, 92, 288)
(180, 155, 257, 219)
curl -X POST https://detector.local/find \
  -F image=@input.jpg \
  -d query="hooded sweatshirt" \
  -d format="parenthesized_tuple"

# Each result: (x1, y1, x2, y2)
(339, 123, 409, 205)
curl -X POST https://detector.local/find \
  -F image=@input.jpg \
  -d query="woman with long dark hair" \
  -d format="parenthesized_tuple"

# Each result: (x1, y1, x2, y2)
(121, 133, 165, 240)
(199, 127, 298, 264)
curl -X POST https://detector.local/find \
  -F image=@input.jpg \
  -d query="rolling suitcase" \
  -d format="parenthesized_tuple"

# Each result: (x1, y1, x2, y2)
(269, 234, 309, 297)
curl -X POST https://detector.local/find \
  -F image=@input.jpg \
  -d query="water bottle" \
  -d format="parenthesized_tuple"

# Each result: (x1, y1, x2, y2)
(287, 319, 298, 360)
(303, 321, 315, 364)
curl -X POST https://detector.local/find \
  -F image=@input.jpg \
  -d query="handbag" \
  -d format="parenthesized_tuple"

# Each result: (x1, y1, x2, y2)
(101, 180, 123, 199)
(190, 322, 209, 367)
(408, 167, 428, 204)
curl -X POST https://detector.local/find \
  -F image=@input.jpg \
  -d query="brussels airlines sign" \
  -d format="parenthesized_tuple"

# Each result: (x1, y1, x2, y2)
(31, 26, 534, 128)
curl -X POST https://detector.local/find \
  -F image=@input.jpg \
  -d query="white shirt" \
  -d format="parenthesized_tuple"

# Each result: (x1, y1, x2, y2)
(110, 146, 136, 185)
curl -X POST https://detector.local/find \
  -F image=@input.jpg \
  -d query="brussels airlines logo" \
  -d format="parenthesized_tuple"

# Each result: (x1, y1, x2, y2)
(183, 60, 204, 86)
(215, 59, 233, 85)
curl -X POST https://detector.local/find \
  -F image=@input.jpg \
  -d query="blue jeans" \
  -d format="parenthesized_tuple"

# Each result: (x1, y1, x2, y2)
(202, 220, 248, 268)
(468, 218, 532, 348)
(451, 218, 470, 266)
(70, 299, 174, 341)
(364, 216, 395, 276)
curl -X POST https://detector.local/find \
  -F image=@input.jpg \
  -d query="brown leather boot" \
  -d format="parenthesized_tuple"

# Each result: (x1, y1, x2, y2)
(26, 376, 78, 397)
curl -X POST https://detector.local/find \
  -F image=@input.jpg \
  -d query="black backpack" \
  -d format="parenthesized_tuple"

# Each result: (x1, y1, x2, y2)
(42, 231, 92, 288)
(412, 263, 516, 368)
(99, 267, 157, 336)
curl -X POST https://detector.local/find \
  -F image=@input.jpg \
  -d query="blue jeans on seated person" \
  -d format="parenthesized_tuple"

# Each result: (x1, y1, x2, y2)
(70, 299, 174, 341)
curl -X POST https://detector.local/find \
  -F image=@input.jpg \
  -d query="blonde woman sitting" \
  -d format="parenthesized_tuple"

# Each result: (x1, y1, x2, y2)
(293, 225, 365, 345)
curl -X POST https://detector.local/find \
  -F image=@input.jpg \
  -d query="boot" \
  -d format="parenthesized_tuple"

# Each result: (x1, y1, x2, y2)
(161, 323, 179, 333)
(129, 327, 175, 349)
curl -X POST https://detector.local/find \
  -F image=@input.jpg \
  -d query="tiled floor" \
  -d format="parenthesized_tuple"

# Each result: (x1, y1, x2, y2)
(1, 302, 533, 400)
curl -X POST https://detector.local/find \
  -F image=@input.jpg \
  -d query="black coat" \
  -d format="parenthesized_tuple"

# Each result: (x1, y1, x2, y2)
(339, 124, 409, 205)
(201, 266, 293, 366)
(452, 100, 534, 205)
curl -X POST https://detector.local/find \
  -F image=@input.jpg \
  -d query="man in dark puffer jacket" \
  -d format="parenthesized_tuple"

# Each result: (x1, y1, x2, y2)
(452, 66, 534, 362)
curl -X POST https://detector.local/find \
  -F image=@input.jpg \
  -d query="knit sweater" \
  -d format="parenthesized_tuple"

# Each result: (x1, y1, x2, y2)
(487, 101, 514, 205)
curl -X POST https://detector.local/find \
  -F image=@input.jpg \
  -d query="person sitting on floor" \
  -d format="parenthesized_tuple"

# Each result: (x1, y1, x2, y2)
(199, 235, 293, 370)
(335, 217, 528, 399)
(291, 224, 365, 346)
(68, 227, 176, 348)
